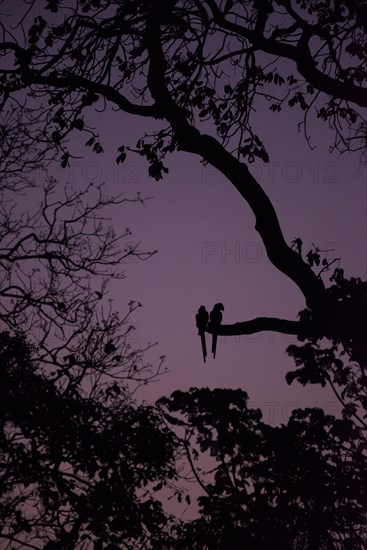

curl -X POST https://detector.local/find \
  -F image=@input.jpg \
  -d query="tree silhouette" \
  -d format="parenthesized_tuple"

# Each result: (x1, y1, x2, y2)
(0, 110, 172, 546)
(158, 387, 366, 549)
(0, 2, 366, 547)
(0, 0, 365, 349)
(2, 331, 365, 547)
(0, 112, 164, 385)
(286, 275, 367, 432)
(0, 331, 177, 549)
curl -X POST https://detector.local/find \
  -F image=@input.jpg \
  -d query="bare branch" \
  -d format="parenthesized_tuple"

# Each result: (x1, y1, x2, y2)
(204, 316, 314, 337)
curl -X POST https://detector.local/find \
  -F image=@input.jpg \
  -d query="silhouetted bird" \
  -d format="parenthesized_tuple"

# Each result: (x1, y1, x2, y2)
(210, 303, 224, 358)
(196, 306, 209, 362)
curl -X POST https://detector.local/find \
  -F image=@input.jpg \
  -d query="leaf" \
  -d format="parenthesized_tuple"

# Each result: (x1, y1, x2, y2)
(52, 131, 61, 143)
(93, 142, 103, 154)
(287, 74, 297, 85)
(270, 104, 281, 112)
(273, 73, 285, 85)
(45, 33, 54, 47)
(292, 238, 302, 255)
(72, 118, 84, 131)
(81, 92, 99, 107)
(61, 153, 69, 169)
(116, 152, 126, 164)
(288, 95, 299, 107)
(86, 137, 95, 147)
(254, 135, 261, 146)
(306, 250, 314, 266)
(45, 0, 60, 12)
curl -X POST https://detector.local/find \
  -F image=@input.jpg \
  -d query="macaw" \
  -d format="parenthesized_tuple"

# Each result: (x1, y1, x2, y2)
(195, 305, 209, 362)
(210, 303, 224, 358)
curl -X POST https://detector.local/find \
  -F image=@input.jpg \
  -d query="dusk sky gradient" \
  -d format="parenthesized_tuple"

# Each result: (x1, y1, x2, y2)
(2, 0, 366, 426)
(43, 96, 366, 423)
(0, 2, 366, 533)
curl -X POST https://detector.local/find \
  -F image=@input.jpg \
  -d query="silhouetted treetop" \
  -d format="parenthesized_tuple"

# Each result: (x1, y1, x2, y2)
(1, 0, 366, 168)
(0, 331, 176, 549)
(158, 387, 367, 549)
(1, 0, 365, 346)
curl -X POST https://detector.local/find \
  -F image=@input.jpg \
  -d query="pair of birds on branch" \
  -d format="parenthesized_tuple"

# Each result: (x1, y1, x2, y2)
(195, 303, 224, 362)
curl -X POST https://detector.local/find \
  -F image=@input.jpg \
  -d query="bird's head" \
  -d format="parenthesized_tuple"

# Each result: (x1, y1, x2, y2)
(214, 303, 224, 311)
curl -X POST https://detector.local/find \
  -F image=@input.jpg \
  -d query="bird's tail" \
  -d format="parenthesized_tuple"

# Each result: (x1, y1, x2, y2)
(200, 331, 207, 362)
(212, 334, 217, 358)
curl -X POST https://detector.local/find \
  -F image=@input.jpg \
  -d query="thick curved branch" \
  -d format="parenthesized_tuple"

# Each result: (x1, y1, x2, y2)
(1, 17, 344, 313)
(204, 317, 315, 337)
(145, 13, 326, 311)
(3, 21, 327, 311)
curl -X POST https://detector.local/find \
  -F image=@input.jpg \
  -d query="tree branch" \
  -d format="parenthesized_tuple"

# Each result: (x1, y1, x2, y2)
(145, 12, 326, 311)
(203, 0, 367, 108)
(0, 42, 159, 118)
(25, 71, 160, 118)
(204, 317, 315, 337)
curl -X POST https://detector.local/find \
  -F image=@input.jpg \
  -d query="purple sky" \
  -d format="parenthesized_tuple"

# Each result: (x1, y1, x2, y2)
(36, 98, 366, 425)
(3, 0, 366, 427)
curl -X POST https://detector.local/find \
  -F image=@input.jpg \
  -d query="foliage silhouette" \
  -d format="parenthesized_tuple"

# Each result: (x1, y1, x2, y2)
(2, 332, 365, 548)
(0, 0, 365, 347)
(0, 2, 366, 548)
(0, 93, 171, 547)
(286, 276, 367, 431)
(0, 124, 163, 386)
(158, 387, 366, 549)
(0, 331, 176, 549)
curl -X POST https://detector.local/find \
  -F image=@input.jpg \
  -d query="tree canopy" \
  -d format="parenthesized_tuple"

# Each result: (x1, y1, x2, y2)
(0, 1, 366, 548)
(0, 331, 177, 549)
(1, 332, 366, 548)
(1, 0, 366, 338)
(158, 387, 366, 549)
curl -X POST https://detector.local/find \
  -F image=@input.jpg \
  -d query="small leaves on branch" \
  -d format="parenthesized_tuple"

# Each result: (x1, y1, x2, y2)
(116, 145, 126, 164)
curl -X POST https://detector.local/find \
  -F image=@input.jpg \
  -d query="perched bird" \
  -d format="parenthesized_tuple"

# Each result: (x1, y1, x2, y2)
(196, 306, 209, 362)
(210, 303, 224, 358)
